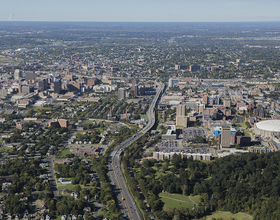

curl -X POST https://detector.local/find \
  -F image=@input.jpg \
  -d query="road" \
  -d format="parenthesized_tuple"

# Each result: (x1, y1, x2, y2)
(108, 83, 165, 219)
(47, 155, 58, 198)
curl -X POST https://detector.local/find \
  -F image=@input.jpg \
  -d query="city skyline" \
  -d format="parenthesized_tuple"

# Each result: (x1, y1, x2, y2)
(1, 0, 280, 22)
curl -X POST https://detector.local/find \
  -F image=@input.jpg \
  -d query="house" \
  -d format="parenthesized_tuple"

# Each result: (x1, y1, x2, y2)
(70, 192, 79, 199)
(62, 189, 71, 195)
(39, 174, 48, 179)
(15, 214, 20, 220)
(2, 182, 12, 192)
(22, 213, 28, 220)
(83, 207, 91, 213)
(58, 178, 72, 184)
(39, 163, 46, 168)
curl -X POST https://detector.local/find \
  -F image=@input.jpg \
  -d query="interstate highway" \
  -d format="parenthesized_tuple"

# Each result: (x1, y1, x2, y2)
(108, 84, 165, 220)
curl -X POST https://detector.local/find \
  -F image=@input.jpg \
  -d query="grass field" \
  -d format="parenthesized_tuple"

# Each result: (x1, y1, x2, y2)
(57, 183, 75, 190)
(57, 148, 71, 157)
(84, 120, 94, 124)
(159, 192, 195, 209)
(189, 195, 201, 204)
(0, 56, 18, 65)
(33, 107, 53, 111)
(205, 212, 253, 220)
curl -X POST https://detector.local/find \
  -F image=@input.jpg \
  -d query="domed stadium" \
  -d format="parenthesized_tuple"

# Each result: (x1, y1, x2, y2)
(254, 120, 280, 139)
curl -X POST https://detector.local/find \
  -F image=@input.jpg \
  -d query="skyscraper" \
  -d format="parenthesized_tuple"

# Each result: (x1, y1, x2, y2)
(176, 105, 189, 128)
(54, 79, 61, 94)
(118, 88, 126, 100)
(168, 78, 179, 88)
(14, 69, 22, 80)
(132, 84, 138, 96)
(220, 127, 231, 149)
(25, 71, 36, 81)
(38, 79, 47, 91)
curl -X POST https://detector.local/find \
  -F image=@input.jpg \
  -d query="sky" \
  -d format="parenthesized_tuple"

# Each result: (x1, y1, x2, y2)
(1, 0, 280, 22)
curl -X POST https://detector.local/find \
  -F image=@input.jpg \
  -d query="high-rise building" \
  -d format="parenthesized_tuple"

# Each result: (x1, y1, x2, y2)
(176, 105, 186, 117)
(38, 79, 47, 92)
(176, 105, 189, 128)
(224, 99, 231, 108)
(168, 78, 179, 88)
(131, 78, 137, 86)
(54, 79, 61, 94)
(175, 64, 188, 70)
(132, 84, 138, 96)
(18, 85, 22, 94)
(25, 71, 36, 81)
(22, 85, 31, 94)
(0, 88, 7, 98)
(220, 127, 231, 149)
(14, 69, 22, 80)
(67, 81, 81, 92)
(189, 65, 200, 72)
(118, 88, 126, 100)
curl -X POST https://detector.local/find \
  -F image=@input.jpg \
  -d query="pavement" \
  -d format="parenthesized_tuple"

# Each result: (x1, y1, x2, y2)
(108, 83, 165, 220)
(47, 155, 58, 198)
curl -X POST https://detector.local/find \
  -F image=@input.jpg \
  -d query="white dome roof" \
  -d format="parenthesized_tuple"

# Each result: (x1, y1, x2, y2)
(255, 120, 280, 132)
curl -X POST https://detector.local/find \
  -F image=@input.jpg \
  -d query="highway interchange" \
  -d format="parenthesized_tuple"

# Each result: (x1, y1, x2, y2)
(108, 83, 165, 220)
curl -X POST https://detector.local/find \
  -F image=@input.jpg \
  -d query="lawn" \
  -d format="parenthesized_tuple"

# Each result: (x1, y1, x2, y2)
(159, 192, 193, 203)
(33, 107, 53, 111)
(57, 148, 71, 157)
(189, 195, 201, 204)
(243, 129, 251, 137)
(0, 147, 12, 153)
(204, 212, 253, 220)
(159, 192, 195, 209)
(84, 120, 94, 124)
(57, 183, 76, 190)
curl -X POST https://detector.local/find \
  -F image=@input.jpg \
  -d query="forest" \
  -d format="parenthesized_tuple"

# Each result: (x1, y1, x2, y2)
(122, 141, 280, 220)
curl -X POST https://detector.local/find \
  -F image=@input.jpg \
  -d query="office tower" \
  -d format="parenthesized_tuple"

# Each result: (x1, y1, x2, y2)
(0, 88, 7, 98)
(168, 78, 174, 88)
(224, 99, 231, 108)
(67, 81, 81, 92)
(54, 79, 61, 94)
(38, 79, 47, 91)
(168, 78, 179, 88)
(175, 64, 188, 70)
(118, 88, 126, 100)
(131, 78, 137, 86)
(14, 69, 22, 80)
(25, 71, 36, 81)
(132, 84, 138, 96)
(18, 85, 22, 93)
(176, 105, 189, 128)
(189, 65, 201, 72)
(22, 85, 31, 94)
(220, 127, 231, 149)
(176, 105, 186, 117)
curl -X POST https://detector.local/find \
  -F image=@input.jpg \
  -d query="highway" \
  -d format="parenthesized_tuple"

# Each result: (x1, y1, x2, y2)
(108, 83, 165, 220)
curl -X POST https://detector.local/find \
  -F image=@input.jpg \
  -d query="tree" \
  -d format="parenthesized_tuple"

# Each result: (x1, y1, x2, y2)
(245, 122, 251, 129)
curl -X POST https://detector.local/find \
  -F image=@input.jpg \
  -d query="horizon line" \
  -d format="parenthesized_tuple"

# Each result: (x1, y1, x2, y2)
(1, 20, 280, 23)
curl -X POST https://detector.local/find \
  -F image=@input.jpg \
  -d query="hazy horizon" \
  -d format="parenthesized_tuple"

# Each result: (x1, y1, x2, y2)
(1, 0, 280, 23)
